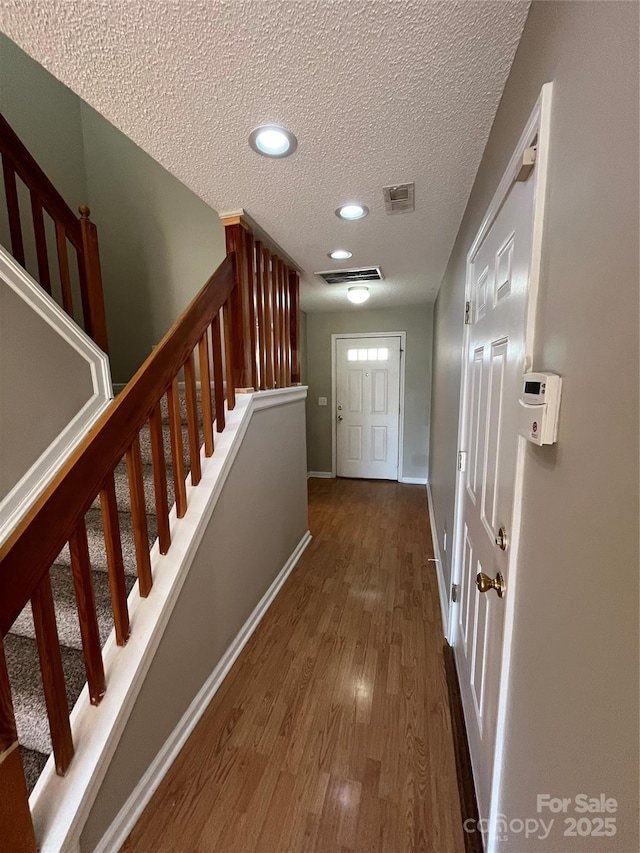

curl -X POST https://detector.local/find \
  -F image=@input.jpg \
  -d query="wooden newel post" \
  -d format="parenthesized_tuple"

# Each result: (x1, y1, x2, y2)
(79, 205, 110, 356)
(0, 637, 37, 852)
(289, 270, 301, 384)
(223, 220, 256, 390)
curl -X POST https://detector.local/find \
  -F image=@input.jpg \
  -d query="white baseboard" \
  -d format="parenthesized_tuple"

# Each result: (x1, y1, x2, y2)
(399, 476, 428, 485)
(426, 483, 449, 634)
(307, 471, 334, 479)
(94, 529, 312, 853)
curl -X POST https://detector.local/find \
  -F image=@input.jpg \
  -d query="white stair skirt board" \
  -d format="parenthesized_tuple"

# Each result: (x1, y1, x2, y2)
(94, 529, 312, 853)
(426, 482, 449, 635)
(307, 471, 334, 479)
(29, 385, 308, 853)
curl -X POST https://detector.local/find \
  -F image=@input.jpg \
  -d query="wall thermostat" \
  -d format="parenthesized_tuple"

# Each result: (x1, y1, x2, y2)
(518, 372, 562, 445)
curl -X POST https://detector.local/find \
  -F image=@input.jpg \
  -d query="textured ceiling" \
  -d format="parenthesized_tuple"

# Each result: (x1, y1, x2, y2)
(0, 0, 530, 312)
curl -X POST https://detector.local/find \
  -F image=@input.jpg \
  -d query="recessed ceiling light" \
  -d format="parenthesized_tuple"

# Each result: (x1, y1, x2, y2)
(249, 125, 297, 158)
(347, 286, 370, 304)
(329, 249, 353, 260)
(336, 204, 369, 220)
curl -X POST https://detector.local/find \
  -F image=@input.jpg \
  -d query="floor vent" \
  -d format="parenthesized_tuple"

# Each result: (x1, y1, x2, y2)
(383, 183, 415, 214)
(315, 267, 384, 285)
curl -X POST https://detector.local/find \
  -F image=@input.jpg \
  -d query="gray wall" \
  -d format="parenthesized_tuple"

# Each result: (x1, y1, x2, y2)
(429, 2, 639, 850)
(80, 398, 309, 850)
(0, 283, 94, 500)
(0, 34, 227, 383)
(306, 305, 432, 480)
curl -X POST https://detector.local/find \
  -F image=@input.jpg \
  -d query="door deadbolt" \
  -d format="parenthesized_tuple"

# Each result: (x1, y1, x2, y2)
(495, 526, 508, 551)
(476, 571, 505, 598)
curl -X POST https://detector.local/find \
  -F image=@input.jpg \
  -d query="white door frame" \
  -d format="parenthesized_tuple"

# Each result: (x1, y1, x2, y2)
(331, 331, 407, 480)
(447, 83, 553, 851)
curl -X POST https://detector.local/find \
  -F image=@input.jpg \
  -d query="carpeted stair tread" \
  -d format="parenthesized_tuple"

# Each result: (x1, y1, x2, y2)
(20, 747, 48, 796)
(5, 634, 86, 755)
(10, 565, 136, 650)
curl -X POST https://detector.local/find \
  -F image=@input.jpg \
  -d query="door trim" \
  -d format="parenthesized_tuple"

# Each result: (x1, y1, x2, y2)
(331, 331, 406, 480)
(448, 83, 553, 851)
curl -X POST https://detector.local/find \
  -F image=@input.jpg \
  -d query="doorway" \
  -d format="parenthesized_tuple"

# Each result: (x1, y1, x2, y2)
(448, 84, 553, 847)
(331, 332, 405, 480)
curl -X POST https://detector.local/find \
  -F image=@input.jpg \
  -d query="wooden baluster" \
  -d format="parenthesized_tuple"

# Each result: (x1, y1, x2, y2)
(30, 192, 52, 295)
(69, 518, 106, 705)
(289, 269, 301, 384)
(277, 259, 288, 388)
(167, 380, 188, 518)
(254, 241, 267, 390)
(78, 206, 109, 355)
(263, 248, 275, 389)
(198, 332, 215, 456)
(100, 473, 130, 646)
(126, 434, 153, 597)
(149, 403, 171, 554)
(222, 302, 236, 411)
(1, 156, 25, 267)
(183, 353, 202, 486)
(55, 222, 74, 317)
(0, 636, 37, 852)
(272, 255, 282, 386)
(283, 264, 292, 386)
(211, 310, 226, 431)
(31, 573, 74, 775)
(245, 230, 258, 390)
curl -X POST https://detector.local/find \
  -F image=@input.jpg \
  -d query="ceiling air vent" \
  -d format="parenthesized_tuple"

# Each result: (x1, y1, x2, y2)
(315, 266, 384, 286)
(383, 182, 415, 214)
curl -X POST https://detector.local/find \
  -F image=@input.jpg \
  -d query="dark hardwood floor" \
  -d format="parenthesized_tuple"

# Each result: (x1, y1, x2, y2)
(122, 478, 466, 852)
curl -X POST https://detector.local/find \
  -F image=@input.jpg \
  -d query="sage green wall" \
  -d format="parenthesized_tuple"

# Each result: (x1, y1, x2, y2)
(299, 309, 308, 385)
(429, 2, 638, 849)
(306, 305, 432, 480)
(80, 106, 226, 382)
(0, 33, 227, 383)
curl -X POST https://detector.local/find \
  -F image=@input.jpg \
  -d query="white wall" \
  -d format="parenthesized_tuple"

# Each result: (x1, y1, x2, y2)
(429, 2, 638, 850)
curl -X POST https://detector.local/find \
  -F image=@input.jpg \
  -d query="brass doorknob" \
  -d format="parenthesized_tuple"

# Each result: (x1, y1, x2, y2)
(476, 571, 505, 598)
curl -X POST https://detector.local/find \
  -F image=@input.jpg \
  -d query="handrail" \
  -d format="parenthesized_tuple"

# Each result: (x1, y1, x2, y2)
(0, 253, 236, 636)
(0, 114, 82, 249)
(0, 112, 109, 352)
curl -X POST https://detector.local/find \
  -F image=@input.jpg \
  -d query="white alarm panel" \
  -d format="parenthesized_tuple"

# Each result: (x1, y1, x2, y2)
(518, 372, 562, 445)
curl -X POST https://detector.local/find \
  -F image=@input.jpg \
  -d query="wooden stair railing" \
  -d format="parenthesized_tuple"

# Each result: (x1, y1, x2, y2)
(0, 113, 109, 353)
(0, 253, 239, 849)
(221, 212, 301, 390)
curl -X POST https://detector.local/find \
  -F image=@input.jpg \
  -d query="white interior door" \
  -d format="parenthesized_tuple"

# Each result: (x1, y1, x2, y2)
(336, 336, 400, 479)
(454, 165, 536, 821)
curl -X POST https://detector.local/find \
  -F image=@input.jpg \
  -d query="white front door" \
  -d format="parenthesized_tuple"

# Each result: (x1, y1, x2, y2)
(335, 336, 401, 479)
(454, 159, 536, 821)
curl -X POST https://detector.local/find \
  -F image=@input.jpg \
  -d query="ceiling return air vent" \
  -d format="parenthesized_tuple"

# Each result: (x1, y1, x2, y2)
(315, 266, 384, 286)
(383, 182, 415, 214)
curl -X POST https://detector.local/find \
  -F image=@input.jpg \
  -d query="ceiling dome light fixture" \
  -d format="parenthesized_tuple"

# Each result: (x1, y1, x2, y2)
(347, 285, 370, 304)
(249, 125, 297, 158)
(329, 249, 353, 260)
(336, 203, 369, 220)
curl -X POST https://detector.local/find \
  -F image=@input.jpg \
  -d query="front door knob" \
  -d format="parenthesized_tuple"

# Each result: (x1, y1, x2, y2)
(476, 571, 505, 598)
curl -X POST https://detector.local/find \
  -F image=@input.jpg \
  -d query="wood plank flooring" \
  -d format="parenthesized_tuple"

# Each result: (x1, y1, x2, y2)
(122, 478, 466, 852)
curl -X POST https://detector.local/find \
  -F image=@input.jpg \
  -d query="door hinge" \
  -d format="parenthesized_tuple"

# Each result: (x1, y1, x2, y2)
(516, 145, 537, 182)
(464, 301, 472, 324)
(457, 451, 467, 472)
(451, 583, 459, 603)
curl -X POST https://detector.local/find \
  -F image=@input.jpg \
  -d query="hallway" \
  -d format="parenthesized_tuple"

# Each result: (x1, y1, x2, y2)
(122, 478, 465, 852)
